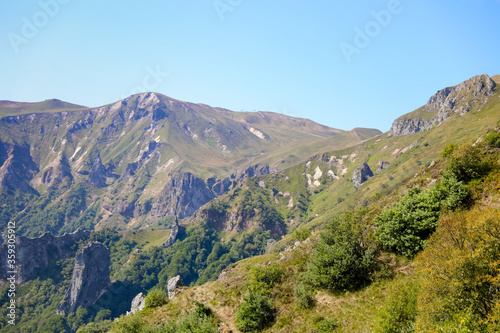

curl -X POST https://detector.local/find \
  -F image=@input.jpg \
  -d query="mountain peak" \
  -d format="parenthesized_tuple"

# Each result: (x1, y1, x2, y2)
(389, 74, 497, 137)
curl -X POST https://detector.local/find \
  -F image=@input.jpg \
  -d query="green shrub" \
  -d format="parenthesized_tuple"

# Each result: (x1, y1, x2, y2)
(294, 283, 316, 309)
(251, 264, 285, 288)
(374, 277, 419, 333)
(161, 302, 218, 333)
(313, 315, 339, 332)
(375, 175, 467, 258)
(446, 143, 492, 182)
(236, 292, 275, 332)
(307, 214, 376, 292)
(144, 288, 168, 309)
(292, 226, 311, 241)
(484, 131, 500, 148)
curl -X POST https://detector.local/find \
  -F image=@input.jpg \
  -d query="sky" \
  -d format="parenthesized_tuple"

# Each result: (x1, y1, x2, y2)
(0, 0, 499, 132)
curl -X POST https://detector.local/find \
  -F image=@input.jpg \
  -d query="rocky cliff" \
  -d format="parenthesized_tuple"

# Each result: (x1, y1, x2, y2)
(151, 172, 217, 219)
(353, 162, 373, 190)
(0, 229, 90, 284)
(389, 75, 496, 137)
(57, 242, 111, 316)
(0, 140, 38, 193)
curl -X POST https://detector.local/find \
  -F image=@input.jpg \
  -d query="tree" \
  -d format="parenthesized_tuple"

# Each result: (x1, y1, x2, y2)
(236, 292, 275, 332)
(307, 213, 376, 292)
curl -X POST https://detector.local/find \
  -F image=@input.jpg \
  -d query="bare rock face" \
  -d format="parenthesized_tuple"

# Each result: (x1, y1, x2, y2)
(151, 172, 216, 219)
(353, 162, 373, 190)
(126, 293, 145, 315)
(209, 163, 270, 195)
(388, 118, 433, 137)
(376, 161, 390, 173)
(0, 140, 38, 192)
(162, 222, 180, 248)
(87, 154, 108, 188)
(0, 230, 90, 284)
(57, 242, 111, 316)
(388, 75, 496, 137)
(167, 275, 183, 299)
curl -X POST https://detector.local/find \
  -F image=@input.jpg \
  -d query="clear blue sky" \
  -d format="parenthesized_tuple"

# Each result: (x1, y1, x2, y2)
(1, 0, 499, 132)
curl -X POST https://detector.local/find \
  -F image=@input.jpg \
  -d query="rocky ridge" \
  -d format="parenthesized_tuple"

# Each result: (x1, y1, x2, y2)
(389, 75, 496, 137)
(0, 229, 90, 284)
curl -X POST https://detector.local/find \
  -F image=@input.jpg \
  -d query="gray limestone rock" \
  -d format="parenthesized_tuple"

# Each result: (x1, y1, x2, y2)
(353, 162, 374, 190)
(167, 275, 183, 299)
(57, 242, 111, 315)
(376, 161, 390, 174)
(0, 230, 91, 284)
(127, 292, 145, 315)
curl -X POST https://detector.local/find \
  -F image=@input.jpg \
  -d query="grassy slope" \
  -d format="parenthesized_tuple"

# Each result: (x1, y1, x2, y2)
(120, 78, 500, 332)
(0, 99, 87, 118)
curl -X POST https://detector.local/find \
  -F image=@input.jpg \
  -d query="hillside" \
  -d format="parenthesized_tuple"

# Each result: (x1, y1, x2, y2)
(98, 75, 500, 332)
(0, 73, 499, 333)
(0, 93, 380, 237)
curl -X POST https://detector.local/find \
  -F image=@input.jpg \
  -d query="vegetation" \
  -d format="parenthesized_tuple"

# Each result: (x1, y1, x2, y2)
(307, 212, 376, 292)
(375, 174, 468, 258)
(236, 292, 275, 332)
(144, 288, 168, 309)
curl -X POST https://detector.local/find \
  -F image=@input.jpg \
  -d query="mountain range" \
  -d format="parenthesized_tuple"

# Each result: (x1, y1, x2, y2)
(0, 73, 499, 332)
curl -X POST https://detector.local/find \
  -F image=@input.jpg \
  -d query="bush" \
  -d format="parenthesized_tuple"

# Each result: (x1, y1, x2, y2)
(144, 288, 168, 309)
(375, 175, 468, 258)
(161, 302, 218, 333)
(292, 226, 311, 241)
(374, 277, 419, 333)
(236, 292, 275, 332)
(251, 263, 285, 289)
(307, 214, 376, 292)
(294, 283, 316, 309)
(415, 208, 500, 331)
(446, 143, 492, 183)
(313, 315, 339, 332)
(484, 131, 500, 148)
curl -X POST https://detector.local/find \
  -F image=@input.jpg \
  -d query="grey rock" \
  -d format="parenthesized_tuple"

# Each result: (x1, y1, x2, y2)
(162, 221, 180, 248)
(57, 242, 111, 315)
(388, 75, 496, 137)
(376, 161, 390, 173)
(167, 275, 183, 299)
(388, 118, 433, 137)
(151, 172, 216, 219)
(87, 154, 108, 188)
(0, 140, 38, 192)
(353, 162, 374, 190)
(0, 230, 91, 284)
(127, 293, 145, 315)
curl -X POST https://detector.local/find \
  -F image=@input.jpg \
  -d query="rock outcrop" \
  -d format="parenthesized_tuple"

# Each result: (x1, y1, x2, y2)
(389, 75, 496, 137)
(0, 140, 38, 192)
(57, 242, 111, 316)
(126, 293, 145, 315)
(387, 118, 433, 137)
(167, 275, 183, 299)
(209, 163, 270, 195)
(0, 230, 91, 284)
(376, 161, 390, 173)
(87, 154, 108, 188)
(162, 219, 181, 248)
(353, 162, 373, 190)
(151, 172, 216, 219)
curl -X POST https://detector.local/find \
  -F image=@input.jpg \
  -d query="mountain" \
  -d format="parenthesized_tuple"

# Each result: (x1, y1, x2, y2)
(0, 93, 380, 237)
(1, 73, 499, 333)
